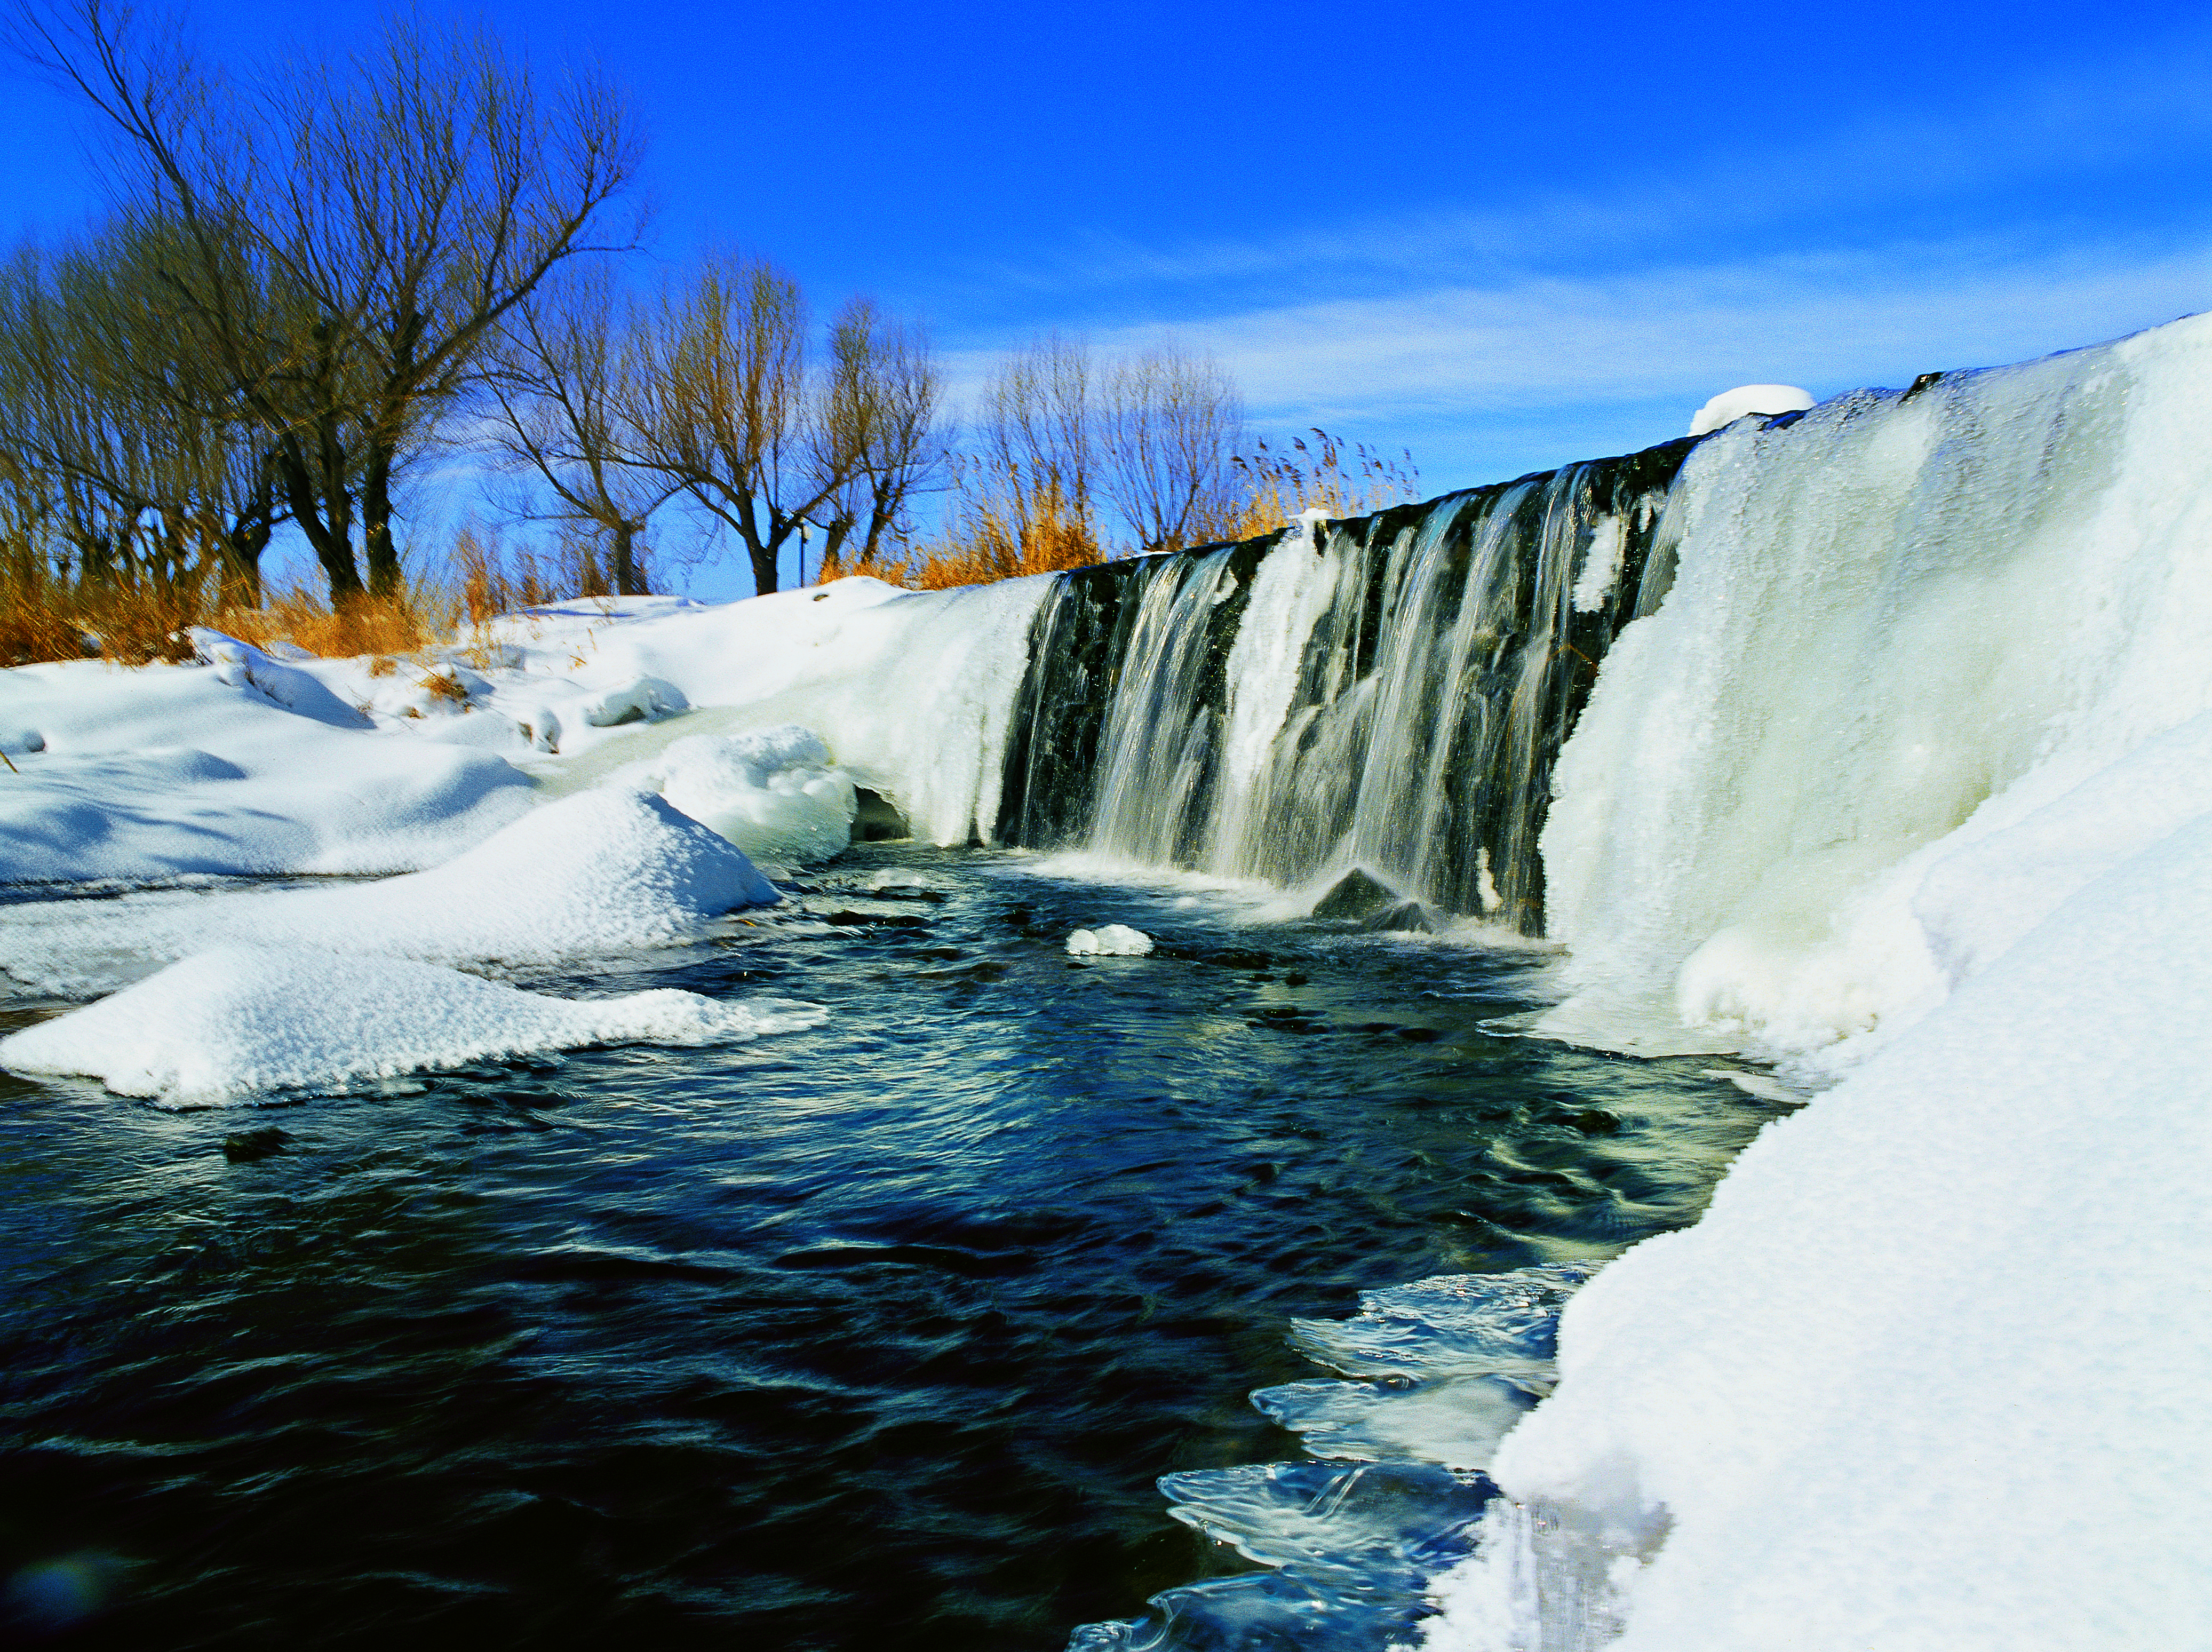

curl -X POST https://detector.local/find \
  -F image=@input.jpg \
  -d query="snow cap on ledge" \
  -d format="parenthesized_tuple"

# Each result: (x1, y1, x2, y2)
(1687, 384, 1815, 436)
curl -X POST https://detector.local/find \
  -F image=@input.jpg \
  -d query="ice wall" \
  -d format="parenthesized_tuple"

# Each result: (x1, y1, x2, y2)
(997, 440, 1695, 928)
(1538, 313, 2212, 1063)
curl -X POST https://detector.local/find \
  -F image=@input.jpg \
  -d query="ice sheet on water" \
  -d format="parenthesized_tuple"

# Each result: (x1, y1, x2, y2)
(1161, 1462, 1495, 1596)
(1070, 1465, 1497, 1652)
(1066, 1270, 1585, 1651)
(1286, 1264, 1591, 1383)
(1253, 1375, 1538, 1473)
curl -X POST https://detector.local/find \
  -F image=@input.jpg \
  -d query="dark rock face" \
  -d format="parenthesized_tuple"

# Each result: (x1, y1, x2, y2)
(993, 435, 1701, 934)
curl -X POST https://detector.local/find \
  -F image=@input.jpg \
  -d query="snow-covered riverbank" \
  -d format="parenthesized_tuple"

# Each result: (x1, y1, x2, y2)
(7, 313, 2212, 1649)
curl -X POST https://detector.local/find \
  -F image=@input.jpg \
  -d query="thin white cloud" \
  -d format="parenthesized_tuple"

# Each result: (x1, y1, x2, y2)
(942, 236, 2212, 440)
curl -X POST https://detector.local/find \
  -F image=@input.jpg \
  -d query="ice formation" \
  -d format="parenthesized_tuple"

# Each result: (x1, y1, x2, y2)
(0, 945, 826, 1106)
(1539, 314, 2212, 1069)
(617, 725, 857, 865)
(1063, 924, 1155, 956)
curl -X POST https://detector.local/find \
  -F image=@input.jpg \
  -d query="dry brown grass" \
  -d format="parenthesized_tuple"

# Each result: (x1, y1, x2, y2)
(819, 496, 1106, 592)
(2, 567, 218, 666)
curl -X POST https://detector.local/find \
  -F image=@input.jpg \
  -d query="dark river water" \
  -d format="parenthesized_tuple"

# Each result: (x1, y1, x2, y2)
(0, 847, 1785, 1650)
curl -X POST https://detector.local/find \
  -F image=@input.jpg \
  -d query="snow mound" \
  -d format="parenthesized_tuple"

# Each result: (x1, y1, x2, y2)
(0, 945, 826, 1106)
(188, 630, 371, 729)
(1427, 814, 2212, 1649)
(582, 674, 689, 728)
(1686, 384, 1815, 436)
(0, 655, 534, 883)
(1065, 924, 1154, 956)
(0, 788, 779, 998)
(632, 725, 856, 865)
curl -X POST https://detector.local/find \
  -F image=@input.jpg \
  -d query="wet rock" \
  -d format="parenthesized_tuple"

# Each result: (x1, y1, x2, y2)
(222, 1127, 291, 1163)
(821, 909, 929, 929)
(1571, 1109, 1622, 1135)
(1310, 868, 1403, 922)
(1365, 900, 1437, 934)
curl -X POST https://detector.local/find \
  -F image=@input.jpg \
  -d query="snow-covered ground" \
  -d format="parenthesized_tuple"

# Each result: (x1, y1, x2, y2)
(0, 573, 1053, 1098)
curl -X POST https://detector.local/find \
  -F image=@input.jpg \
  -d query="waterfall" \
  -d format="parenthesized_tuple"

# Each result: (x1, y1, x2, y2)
(996, 439, 1697, 931)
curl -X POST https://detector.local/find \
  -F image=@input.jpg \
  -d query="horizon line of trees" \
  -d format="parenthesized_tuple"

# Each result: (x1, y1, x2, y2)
(0, 1, 1421, 632)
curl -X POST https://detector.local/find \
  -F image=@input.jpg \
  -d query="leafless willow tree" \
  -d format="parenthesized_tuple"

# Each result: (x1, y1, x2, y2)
(0, 221, 282, 603)
(630, 252, 942, 595)
(483, 266, 672, 595)
(815, 299, 944, 568)
(1099, 345, 1247, 554)
(951, 336, 1248, 566)
(972, 333, 1096, 548)
(9, 1, 644, 605)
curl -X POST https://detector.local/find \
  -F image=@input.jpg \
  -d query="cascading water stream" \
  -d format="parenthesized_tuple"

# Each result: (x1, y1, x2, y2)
(996, 441, 1695, 930)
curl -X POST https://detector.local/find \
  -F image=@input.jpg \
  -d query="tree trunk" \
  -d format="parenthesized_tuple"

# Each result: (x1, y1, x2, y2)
(277, 435, 363, 607)
(362, 439, 400, 599)
(611, 521, 647, 595)
(748, 539, 778, 596)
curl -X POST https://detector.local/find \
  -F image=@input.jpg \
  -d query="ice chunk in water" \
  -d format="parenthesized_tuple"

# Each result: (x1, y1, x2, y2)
(1286, 1263, 1591, 1381)
(1253, 1373, 1538, 1472)
(1065, 924, 1154, 957)
(1159, 1461, 1495, 1594)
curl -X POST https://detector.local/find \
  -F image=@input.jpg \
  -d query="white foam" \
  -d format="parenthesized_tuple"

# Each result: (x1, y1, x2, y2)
(0, 944, 824, 1106)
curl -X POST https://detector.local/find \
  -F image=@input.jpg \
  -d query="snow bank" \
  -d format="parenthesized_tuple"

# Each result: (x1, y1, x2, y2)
(1064, 923, 1154, 956)
(619, 725, 856, 865)
(0, 788, 777, 998)
(1542, 312, 2212, 1067)
(1684, 384, 1815, 436)
(0, 651, 532, 882)
(507, 576, 1050, 845)
(1419, 311, 2212, 1650)
(0, 945, 826, 1106)
(1426, 798, 2212, 1650)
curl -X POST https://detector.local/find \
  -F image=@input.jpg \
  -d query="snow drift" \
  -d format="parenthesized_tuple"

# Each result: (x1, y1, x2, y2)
(0, 944, 826, 1107)
(0, 788, 778, 998)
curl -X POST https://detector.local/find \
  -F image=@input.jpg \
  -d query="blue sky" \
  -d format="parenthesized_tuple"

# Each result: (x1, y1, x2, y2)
(4, 0, 2210, 595)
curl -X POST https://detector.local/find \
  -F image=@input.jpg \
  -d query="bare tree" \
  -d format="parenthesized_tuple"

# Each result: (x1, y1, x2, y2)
(815, 298, 944, 570)
(1098, 345, 1246, 555)
(11, 2, 643, 605)
(973, 333, 1095, 546)
(0, 223, 282, 603)
(633, 252, 923, 596)
(483, 265, 672, 595)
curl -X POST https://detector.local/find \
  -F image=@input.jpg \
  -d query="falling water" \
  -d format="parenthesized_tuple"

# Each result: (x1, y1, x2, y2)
(996, 438, 1698, 930)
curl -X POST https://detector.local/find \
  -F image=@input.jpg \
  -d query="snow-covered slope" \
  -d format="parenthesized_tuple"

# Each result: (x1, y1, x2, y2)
(1423, 313, 2212, 1648)
(0, 574, 1052, 886)
(1427, 775, 2212, 1650)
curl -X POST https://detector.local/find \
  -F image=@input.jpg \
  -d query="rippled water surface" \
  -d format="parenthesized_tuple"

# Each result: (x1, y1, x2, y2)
(0, 848, 1785, 1649)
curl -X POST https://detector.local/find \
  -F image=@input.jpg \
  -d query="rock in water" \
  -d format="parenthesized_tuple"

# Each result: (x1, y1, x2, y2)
(1311, 868, 1404, 922)
(1366, 900, 1437, 934)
